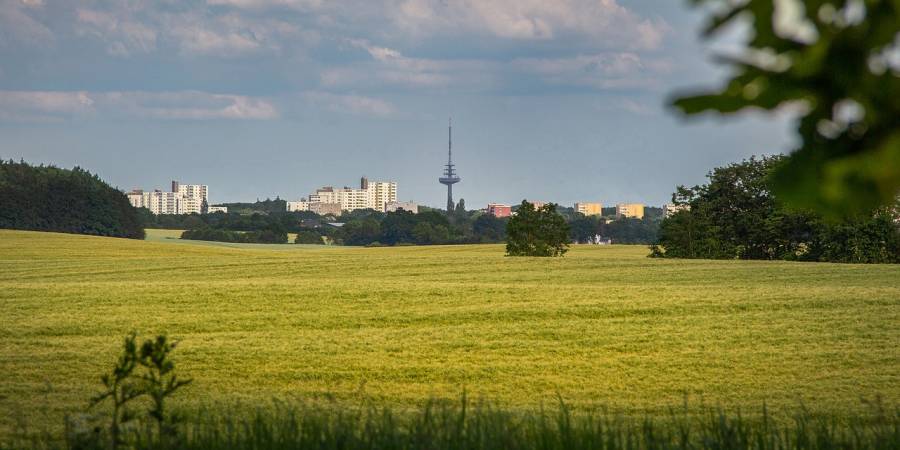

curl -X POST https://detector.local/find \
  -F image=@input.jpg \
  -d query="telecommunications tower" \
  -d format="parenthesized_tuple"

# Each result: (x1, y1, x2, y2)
(438, 118, 461, 212)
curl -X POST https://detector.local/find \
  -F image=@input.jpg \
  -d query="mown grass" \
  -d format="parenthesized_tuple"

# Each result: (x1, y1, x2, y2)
(1, 229, 898, 440)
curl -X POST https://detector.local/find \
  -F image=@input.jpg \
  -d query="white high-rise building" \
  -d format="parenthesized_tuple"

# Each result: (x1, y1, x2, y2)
(127, 180, 210, 215)
(294, 177, 398, 214)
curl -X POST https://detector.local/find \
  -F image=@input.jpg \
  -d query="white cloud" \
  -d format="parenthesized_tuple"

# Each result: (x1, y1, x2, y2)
(76, 8, 158, 56)
(324, 39, 493, 90)
(206, 0, 323, 9)
(302, 91, 396, 117)
(0, 0, 54, 48)
(72, 3, 312, 57)
(0, 90, 278, 121)
(514, 53, 672, 90)
(389, 0, 668, 49)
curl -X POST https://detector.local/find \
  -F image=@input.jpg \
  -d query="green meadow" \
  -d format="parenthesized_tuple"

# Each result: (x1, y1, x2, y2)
(1, 228, 898, 437)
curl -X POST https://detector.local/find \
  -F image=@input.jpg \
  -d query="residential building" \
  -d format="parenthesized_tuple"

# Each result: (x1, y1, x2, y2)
(663, 203, 688, 218)
(127, 180, 210, 215)
(286, 200, 310, 212)
(616, 203, 645, 219)
(366, 179, 398, 211)
(487, 203, 512, 218)
(172, 181, 208, 204)
(302, 177, 398, 213)
(385, 201, 418, 214)
(575, 202, 603, 216)
(527, 200, 548, 209)
(127, 190, 185, 215)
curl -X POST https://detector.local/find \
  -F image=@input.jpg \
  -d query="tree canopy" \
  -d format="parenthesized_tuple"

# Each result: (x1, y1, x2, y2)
(506, 201, 570, 257)
(0, 160, 144, 239)
(652, 156, 900, 263)
(673, 0, 900, 217)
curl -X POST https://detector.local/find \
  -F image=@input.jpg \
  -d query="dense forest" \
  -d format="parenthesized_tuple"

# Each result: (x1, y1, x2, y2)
(0, 160, 144, 239)
(652, 156, 900, 263)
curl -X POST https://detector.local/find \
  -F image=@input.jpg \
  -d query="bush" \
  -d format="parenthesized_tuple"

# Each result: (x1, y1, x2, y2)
(0, 160, 144, 239)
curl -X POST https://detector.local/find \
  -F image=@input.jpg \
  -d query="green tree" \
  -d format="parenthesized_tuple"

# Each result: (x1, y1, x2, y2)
(654, 156, 900, 262)
(673, 0, 900, 217)
(506, 201, 570, 257)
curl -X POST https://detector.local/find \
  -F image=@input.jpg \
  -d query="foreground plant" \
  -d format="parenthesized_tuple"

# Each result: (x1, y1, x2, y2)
(83, 332, 191, 449)
(673, 0, 900, 217)
(89, 333, 144, 450)
(138, 335, 192, 446)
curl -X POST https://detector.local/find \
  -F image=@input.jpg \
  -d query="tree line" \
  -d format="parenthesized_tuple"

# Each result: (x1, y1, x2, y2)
(0, 160, 144, 239)
(652, 156, 900, 263)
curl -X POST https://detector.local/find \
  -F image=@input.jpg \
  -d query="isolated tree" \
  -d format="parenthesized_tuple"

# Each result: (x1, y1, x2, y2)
(506, 201, 570, 257)
(673, 0, 900, 217)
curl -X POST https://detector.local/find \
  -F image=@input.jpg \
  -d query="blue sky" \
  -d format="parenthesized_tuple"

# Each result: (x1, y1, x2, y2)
(0, 0, 795, 208)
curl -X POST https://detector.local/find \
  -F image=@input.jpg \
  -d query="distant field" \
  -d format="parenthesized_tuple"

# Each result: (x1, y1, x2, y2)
(1, 229, 898, 436)
(145, 228, 301, 247)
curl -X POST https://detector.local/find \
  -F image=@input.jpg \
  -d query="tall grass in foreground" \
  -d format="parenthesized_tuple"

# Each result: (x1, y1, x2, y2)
(6, 398, 899, 450)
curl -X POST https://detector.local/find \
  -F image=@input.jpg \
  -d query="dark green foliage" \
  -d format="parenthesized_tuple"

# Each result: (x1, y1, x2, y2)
(0, 160, 144, 239)
(14, 398, 899, 450)
(88, 333, 144, 450)
(472, 213, 508, 242)
(79, 333, 191, 450)
(294, 230, 324, 244)
(673, 0, 900, 217)
(180, 227, 288, 244)
(506, 201, 570, 257)
(138, 336, 192, 445)
(653, 156, 900, 262)
(217, 198, 287, 215)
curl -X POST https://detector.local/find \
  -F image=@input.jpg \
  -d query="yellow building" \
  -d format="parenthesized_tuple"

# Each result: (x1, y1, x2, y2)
(616, 203, 645, 219)
(574, 202, 603, 216)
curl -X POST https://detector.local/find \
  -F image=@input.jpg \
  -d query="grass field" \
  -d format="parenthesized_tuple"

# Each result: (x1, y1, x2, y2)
(1, 229, 898, 438)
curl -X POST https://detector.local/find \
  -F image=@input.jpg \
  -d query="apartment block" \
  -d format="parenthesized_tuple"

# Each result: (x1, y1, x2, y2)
(286, 200, 310, 212)
(487, 203, 512, 218)
(299, 177, 398, 214)
(575, 202, 602, 216)
(127, 180, 210, 215)
(615, 203, 645, 219)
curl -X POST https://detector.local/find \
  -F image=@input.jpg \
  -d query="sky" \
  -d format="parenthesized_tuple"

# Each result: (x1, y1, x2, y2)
(0, 0, 797, 208)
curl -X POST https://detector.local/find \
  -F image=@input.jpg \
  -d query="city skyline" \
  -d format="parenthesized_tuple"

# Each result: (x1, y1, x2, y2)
(0, 1, 794, 208)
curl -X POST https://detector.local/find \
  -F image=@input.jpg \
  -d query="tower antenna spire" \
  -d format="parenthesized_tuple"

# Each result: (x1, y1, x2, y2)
(449, 117, 452, 163)
(438, 117, 461, 212)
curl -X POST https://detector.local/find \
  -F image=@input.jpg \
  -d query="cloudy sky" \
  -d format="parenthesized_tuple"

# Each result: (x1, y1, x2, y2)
(0, 0, 795, 207)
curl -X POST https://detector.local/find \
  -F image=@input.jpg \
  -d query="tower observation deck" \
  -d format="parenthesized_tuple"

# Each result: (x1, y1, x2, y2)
(438, 118, 460, 212)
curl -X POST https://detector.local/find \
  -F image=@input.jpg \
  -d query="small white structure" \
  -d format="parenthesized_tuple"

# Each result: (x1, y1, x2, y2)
(286, 200, 310, 212)
(208, 206, 228, 214)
